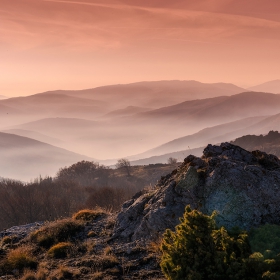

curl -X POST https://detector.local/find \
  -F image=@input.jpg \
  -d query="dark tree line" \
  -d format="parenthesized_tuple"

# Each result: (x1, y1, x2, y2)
(0, 161, 145, 231)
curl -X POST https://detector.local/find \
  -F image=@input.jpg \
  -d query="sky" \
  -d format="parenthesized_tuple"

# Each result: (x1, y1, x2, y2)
(1, 0, 280, 97)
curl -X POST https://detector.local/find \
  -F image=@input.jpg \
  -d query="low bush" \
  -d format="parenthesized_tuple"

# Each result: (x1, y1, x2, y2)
(1, 235, 18, 246)
(160, 206, 280, 280)
(30, 219, 83, 249)
(20, 271, 37, 280)
(47, 242, 72, 259)
(249, 224, 280, 258)
(6, 246, 37, 272)
(72, 208, 106, 221)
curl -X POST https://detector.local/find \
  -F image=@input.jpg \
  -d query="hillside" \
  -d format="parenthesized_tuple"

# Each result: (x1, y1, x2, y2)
(1, 129, 63, 147)
(49, 80, 246, 109)
(0, 93, 107, 120)
(129, 115, 267, 160)
(1, 144, 280, 279)
(231, 130, 280, 157)
(100, 106, 151, 119)
(132, 92, 280, 126)
(8, 117, 102, 139)
(248, 79, 280, 93)
(0, 132, 92, 180)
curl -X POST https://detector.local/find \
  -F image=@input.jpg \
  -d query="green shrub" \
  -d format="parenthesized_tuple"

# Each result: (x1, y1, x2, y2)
(249, 224, 280, 258)
(160, 206, 280, 280)
(47, 242, 72, 258)
(160, 206, 251, 280)
(30, 219, 83, 249)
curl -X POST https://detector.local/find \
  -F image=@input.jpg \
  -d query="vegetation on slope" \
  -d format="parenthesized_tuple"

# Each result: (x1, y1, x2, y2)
(231, 130, 280, 157)
(0, 161, 178, 231)
(160, 206, 280, 280)
(0, 208, 164, 279)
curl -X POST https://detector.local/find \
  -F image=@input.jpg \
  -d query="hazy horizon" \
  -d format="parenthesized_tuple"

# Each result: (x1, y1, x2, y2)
(1, 0, 280, 180)
(2, 0, 280, 97)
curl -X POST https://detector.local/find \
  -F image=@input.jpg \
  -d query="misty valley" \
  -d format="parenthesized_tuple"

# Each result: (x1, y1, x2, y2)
(2, 0, 280, 278)
(1, 80, 280, 279)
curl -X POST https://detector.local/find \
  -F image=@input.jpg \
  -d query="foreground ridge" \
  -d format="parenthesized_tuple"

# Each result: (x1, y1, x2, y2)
(113, 142, 280, 241)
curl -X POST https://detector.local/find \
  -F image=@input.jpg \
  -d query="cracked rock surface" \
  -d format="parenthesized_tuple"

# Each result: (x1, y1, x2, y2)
(113, 143, 280, 241)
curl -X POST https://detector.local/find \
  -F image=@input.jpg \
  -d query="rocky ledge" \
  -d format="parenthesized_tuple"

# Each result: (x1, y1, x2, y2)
(113, 143, 280, 241)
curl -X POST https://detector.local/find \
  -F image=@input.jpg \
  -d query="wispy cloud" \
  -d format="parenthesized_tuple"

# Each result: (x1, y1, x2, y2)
(41, 0, 130, 10)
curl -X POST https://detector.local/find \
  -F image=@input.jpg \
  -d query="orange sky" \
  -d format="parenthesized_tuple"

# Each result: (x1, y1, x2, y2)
(1, 0, 280, 97)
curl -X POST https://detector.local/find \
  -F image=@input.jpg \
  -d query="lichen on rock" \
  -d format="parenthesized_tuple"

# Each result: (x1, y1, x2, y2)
(113, 143, 280, 241)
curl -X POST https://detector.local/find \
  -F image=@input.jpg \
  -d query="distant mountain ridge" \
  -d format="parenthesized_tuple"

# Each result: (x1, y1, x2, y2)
(231, 130, 280, 157)
(0, 132, 93, 180)
(248, 79, 280, 93)
(35, 80, 246, 109)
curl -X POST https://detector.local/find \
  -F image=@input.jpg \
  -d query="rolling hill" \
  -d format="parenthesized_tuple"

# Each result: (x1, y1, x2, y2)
(128, 115, 267, 160)
(1, 129, 64, 147)
(248, 80, 280, 94)
(0, 132, 93, 180)
(100, 106, 151, 119)
(133, 92, 280, 124)
(231, 130, 280, 157)
(0, 93, 108, 121)
(7, 117, 102, 140)
(39, 80, 246, 109)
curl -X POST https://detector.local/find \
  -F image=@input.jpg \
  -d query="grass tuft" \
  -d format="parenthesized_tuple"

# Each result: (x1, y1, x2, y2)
(47, 242, 72, 259)
(30, 219, 83, 249)
(6, 245, 37, 272)
(72, 208, 106, 221)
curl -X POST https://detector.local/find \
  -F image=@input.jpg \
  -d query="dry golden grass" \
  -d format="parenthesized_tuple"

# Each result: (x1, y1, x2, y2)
(87, 230, 97, 238)
(36, 268, 48, 280)
(20, 271, 37, 280)
(83, 240, 95, 254)
(72, 208, 106, 221)
(6, 245, 37, 271)
(47, 242, 72, 259)
(103, 246, 112, 255)
(30, 218, 83, 249)
(91, 271, 103, 280)
(1, 235, 17, 245)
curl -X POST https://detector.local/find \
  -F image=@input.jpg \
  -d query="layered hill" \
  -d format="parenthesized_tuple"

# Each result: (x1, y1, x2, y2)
(2, 83, 280, 162)
(129, 116, 267, 160)
(0, 93, 107, 122)
(231, 130, 280, 157)
(248, 79, 280, 93)
(131, 92, 280, 126)
(0, 132, 92, 180)
(51, 80, 246, 109)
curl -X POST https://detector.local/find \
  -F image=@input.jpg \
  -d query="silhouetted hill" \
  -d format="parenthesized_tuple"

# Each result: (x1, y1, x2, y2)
(129, 116, 267, 159)
(8, 117, 101, 139)
(0, 132, 92, 180)
(100, 106, 151, 119)
(1, 129, 63, 146)
(231, 130, 280, 157)
(248, 79, 280, 93)
(41, 80, 246, 109)
(0, 93, 107, 119)
(133, 92, 280, 125)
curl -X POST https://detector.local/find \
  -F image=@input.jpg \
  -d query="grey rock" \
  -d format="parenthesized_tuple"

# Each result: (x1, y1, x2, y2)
(113, 143, 280, 241)
(0, 222, 44, 239)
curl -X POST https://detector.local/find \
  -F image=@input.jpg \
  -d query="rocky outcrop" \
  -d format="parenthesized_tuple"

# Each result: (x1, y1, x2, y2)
(113, 143, 280, 241)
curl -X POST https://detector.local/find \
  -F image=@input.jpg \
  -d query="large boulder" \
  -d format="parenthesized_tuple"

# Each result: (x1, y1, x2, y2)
(113, 143, 280, 241)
